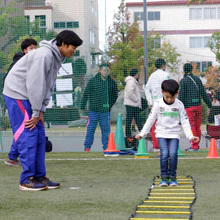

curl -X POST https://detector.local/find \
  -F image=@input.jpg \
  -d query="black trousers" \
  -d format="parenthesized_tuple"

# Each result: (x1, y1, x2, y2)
(125, 105, 143, 137)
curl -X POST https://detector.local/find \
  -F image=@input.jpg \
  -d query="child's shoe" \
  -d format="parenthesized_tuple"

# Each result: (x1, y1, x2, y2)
(169, 178, 178, 186)
(159, 178, 169, 187)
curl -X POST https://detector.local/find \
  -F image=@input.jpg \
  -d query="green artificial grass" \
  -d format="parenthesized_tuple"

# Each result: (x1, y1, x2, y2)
(0, 152, 220, 220)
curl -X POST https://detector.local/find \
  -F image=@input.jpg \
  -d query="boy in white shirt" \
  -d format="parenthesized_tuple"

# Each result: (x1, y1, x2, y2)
(136, 79, 199, 186)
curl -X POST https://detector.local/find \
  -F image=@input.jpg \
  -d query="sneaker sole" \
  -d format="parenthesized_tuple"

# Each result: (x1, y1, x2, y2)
(19, 185, 48, 191)
(159, 184, 168, 187)
(47, 185, 61, 189)
(4, 161, 21, 167)
(170, 184, 178, 187)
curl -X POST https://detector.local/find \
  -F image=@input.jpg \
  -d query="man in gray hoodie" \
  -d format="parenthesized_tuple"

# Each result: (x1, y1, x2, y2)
(3, 30, 83, 191)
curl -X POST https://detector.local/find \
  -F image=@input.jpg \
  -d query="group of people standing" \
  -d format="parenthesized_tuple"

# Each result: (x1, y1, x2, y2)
(4, 29, 212, 190)
(79, 57, 211, 155)
(124, 58, 212, 152)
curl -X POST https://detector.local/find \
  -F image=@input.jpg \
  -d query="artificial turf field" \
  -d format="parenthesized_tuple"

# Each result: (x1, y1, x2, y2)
(0, 152, 220, 220)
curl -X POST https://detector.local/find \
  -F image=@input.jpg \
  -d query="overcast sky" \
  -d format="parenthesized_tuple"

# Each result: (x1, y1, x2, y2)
(99, 0, 142, 49)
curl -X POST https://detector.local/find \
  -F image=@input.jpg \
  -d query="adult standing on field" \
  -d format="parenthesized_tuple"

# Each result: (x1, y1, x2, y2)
(124, 68, 143, 138)
(4, 38, 37, 167)
(80, 63, 118, 152)
(145, 58, 170, 151)
(179, 63, 212, 151)
(3, 30, 83, 191)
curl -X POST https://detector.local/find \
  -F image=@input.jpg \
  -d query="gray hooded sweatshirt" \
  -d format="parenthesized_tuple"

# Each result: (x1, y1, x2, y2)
(3, 39, 64, 118)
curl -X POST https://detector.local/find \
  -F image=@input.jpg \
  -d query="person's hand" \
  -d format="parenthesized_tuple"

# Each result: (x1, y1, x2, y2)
(191, 136, 199, 143)
(39, 111, 44, 126)
(25, 117, 38, 130)
(135, 134, 143, 140)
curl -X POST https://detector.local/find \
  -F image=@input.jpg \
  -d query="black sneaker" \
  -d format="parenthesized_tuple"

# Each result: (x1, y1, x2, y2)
(19, 177, 48, 191)
(35, 177, 60, 189)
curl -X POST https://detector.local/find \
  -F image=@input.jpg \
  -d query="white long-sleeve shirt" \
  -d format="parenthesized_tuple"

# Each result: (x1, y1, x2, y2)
(139, 98, 193, 140)
(145, 69, 170, 107)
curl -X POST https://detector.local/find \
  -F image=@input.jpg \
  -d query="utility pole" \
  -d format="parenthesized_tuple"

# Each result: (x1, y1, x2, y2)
(143, 0, 149, 150)
(143, 0, 148, 84)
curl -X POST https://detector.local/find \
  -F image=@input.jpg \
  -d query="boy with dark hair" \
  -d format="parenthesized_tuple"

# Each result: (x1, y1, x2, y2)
(155, 58, 167, 69)
(80, 63, 118, 152)
(136, 79, 199, 186)
(3, 30, 83, 191)
(145, 58, 170, 151)
(179, 63, 212, 151)
(7, 38, 37, 74)
(5, 38, 37, 166)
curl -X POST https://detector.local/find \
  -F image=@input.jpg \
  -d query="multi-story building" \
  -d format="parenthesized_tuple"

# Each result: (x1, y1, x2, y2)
(24, 0, 100, 75)
(126, 0, 220, 72)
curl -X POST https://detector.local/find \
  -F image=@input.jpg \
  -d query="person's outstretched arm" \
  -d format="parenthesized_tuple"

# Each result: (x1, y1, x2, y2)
(136, 101, 158, 139)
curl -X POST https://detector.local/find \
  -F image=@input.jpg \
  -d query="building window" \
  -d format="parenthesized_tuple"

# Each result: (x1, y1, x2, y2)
(190, 36, 210, 48)
(25, 15, 30, 35)
(90, 30, 95, 45)
(66, 22, 79, 28)
(154, 38, 161, 48)
(25, 0, 45, 6)
(54, 22, 66, 28)
(134, 12, 144, 21)
(189, 8, 202, 19)
(148, 11, 160, 20)
(218, 7, 220, 18)
(91, 55, 95, 67)
(204, 8, 216, 19)
(35, 15, 46, 27)
(150, 38, 161, 49)
(54, 22, 79, 29)
(191, 61, 212, 72)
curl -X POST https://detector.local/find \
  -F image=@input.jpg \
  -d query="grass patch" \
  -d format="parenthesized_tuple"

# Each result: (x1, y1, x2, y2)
(0, 152, 220, 220)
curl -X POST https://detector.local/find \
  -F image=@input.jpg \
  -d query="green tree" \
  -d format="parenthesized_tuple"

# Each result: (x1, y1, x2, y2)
(0, 0, 29, 71)
(107, 0, 181, 90)
(208, 32, 220, 63)
(0, 0, 17, 37)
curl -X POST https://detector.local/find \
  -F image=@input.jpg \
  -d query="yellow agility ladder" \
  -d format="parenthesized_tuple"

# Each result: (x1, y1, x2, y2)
(129, 176, 196, 220)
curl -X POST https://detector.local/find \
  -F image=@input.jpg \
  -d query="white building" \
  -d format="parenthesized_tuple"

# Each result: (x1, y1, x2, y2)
(24, 0, 100, 75)
(126, 0, 220, 73)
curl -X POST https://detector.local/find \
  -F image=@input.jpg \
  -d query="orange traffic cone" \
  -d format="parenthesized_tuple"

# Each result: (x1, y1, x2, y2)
(103, 132, 120, 154)
(206, 138, 220, 159)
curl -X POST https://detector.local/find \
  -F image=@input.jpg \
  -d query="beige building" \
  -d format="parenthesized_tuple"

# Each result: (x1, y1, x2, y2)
(24, 0, 100, 75)
(126, 0, 220, 73)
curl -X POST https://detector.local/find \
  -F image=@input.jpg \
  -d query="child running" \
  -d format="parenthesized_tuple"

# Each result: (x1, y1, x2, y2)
(136, 79, 199, 186)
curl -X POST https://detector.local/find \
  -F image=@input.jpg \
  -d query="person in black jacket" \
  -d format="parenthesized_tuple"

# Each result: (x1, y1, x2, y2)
(80, 63, 118, 152)
(4, 38, 38, 167)
(6, 38, 37, 79)
(179, 63, 212, 151)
